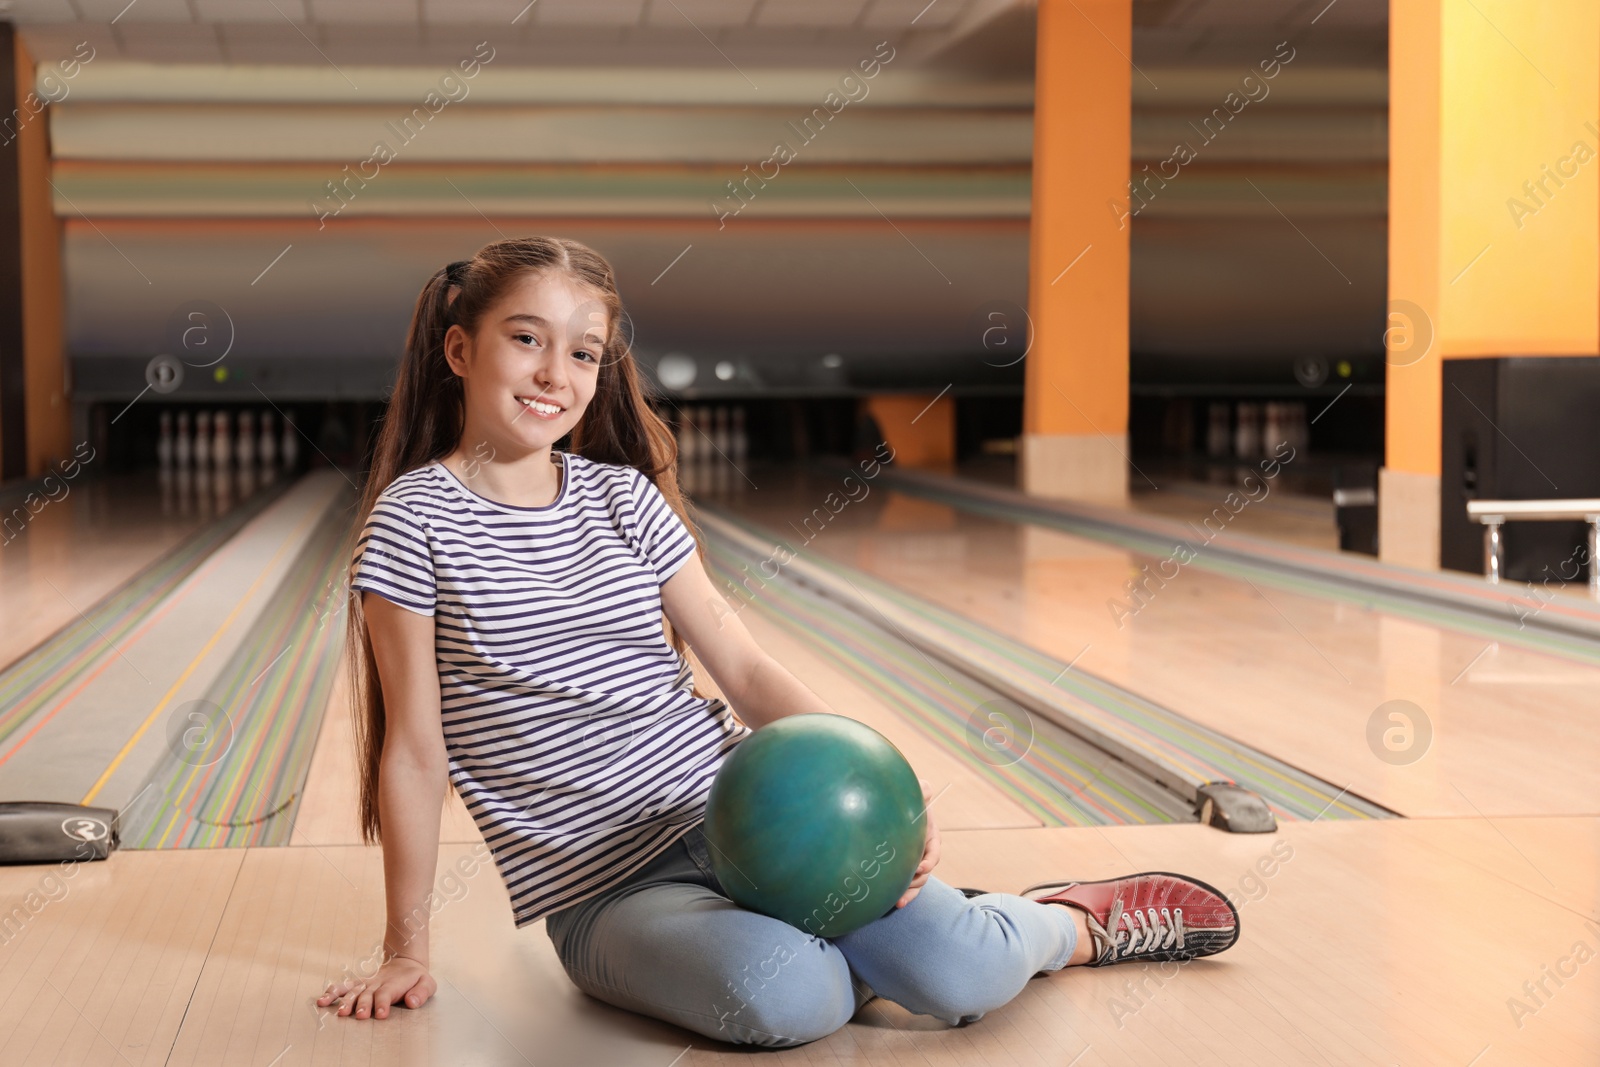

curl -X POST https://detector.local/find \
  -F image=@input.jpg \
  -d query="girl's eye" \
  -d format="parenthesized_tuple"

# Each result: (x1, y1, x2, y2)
(515, 332, 597, 362)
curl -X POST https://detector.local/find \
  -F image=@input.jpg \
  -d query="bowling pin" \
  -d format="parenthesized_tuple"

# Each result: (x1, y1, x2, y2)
(195, 461, 211, 516)
(177, 464, 193, 517)
(732, 406, 748, 494)
(258, 410, 277, 468)
(158, 457, 174, 515)
(708, 406, 724, 495)
(713, 405, 731, 457)
(175, 410, 193, 469)
(212, 410, 231, 471)
(732, 405, 747, 465)
(280, 410, 300, 472)
(678, 407, 697, 464)
(679, 407, 698, 495)
(157, 410, 174, 470)
(698, 405, 715, 491)
(194, 411, 211, 469)
(1206, 402, 1230, 458)
(236, 410, 255, 470)
(1233, 402, 1259, 460)
(214, 455, 232, 513)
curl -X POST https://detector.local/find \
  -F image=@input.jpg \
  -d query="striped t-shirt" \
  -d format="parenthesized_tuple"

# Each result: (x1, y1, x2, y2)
(348, 450, 753, 927)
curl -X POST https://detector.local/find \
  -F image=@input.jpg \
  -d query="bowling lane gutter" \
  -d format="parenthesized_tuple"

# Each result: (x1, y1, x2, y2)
(695, 507, 1384, 831)
(832, 459, 1600, 660)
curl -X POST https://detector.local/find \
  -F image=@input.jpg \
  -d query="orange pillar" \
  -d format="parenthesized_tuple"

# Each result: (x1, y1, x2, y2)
(0, 25, 68, 481)
(865, 394, 954, 470)
(1383, 0, 1598, 567)
(19, 31, 69, 478)
(1019, 0, 1132, 504)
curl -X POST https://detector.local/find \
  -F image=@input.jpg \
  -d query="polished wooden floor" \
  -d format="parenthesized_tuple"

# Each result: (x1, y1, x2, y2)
(1, 466, 1596, 1065)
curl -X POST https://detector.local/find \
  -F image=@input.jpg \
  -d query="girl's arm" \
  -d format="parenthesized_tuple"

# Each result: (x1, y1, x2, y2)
(661, 552, 943, 906)
(659, 553, 835, 729)
(319, 590, 447, 1021)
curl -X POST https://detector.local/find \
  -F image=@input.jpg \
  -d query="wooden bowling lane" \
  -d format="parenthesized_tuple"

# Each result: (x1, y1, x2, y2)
(702, 506, 1381, 826)
(4, 816, 1593, 1064)
(0, 470, 278, 672)
(0, 472, 347, 811)
(1129, 476, 1341, 550)
(702, 463, 1600, 821)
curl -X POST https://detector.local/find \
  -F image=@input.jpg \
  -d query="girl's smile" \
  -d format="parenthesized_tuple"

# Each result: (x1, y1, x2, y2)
(515, 396, 566, 420)
(446, 274, 605, 456)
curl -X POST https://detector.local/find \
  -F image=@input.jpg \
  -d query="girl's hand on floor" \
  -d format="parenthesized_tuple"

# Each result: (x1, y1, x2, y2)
(317, 954, 437, 1020)
(895, 778, 941, 909)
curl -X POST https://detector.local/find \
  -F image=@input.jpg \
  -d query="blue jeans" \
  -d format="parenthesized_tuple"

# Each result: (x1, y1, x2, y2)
(543, 820, 1078, 1048)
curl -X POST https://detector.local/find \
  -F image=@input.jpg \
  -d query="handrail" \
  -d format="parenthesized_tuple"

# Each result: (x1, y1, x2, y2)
(1466, 499, 1600, 521)
(1466, 498, 1600, 595)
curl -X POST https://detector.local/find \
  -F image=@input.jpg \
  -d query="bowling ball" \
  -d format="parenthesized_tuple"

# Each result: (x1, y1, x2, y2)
(702, 713, 926, 938)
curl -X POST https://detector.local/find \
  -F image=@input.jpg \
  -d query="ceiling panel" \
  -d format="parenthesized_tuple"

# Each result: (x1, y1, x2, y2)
(533, 0, 648, 27)
(644, 0, 760, 29)
(5, 0, 83, 23)
(754, 0, 871, 29)
(79, 0, 195, 21)
(866, 0, 965, 29)
(113, 23, 218, 47)
(8, 0, 1026, 69)
(191, 0, 309, 22)
(312, 0, 419, 22)
(215, 21, 323, 47)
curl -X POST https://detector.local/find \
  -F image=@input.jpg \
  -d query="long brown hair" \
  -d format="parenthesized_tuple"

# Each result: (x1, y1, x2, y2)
(343, 235, 706, 845)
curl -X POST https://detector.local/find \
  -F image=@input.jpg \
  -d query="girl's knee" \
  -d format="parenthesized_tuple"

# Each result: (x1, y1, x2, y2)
(718, 988, 855, 1047)
(887, 947, 1029, 1024)
(710, 937, 857, 1046)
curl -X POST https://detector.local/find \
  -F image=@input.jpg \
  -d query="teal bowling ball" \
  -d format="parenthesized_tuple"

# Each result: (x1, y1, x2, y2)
(701, 713, 926, 938)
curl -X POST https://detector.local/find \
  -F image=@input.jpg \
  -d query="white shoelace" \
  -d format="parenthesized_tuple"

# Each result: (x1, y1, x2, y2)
(1086, 899, 1186, 961)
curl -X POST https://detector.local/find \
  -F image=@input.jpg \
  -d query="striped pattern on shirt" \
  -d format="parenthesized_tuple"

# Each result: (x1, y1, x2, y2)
(348, 450, 753, 926)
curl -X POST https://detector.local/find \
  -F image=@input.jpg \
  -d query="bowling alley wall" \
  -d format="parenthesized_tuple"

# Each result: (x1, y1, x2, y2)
(4, 31, 1387, 494)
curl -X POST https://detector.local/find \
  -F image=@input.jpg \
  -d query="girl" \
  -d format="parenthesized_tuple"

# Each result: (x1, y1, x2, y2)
(320, 236, 1240, 1048)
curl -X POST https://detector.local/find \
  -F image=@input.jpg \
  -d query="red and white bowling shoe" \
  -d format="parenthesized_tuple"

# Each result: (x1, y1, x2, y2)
(1021, 872, 1240, 966)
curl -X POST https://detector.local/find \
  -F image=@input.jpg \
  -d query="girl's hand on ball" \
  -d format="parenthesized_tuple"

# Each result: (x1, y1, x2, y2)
(896, 779, 941, 909)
